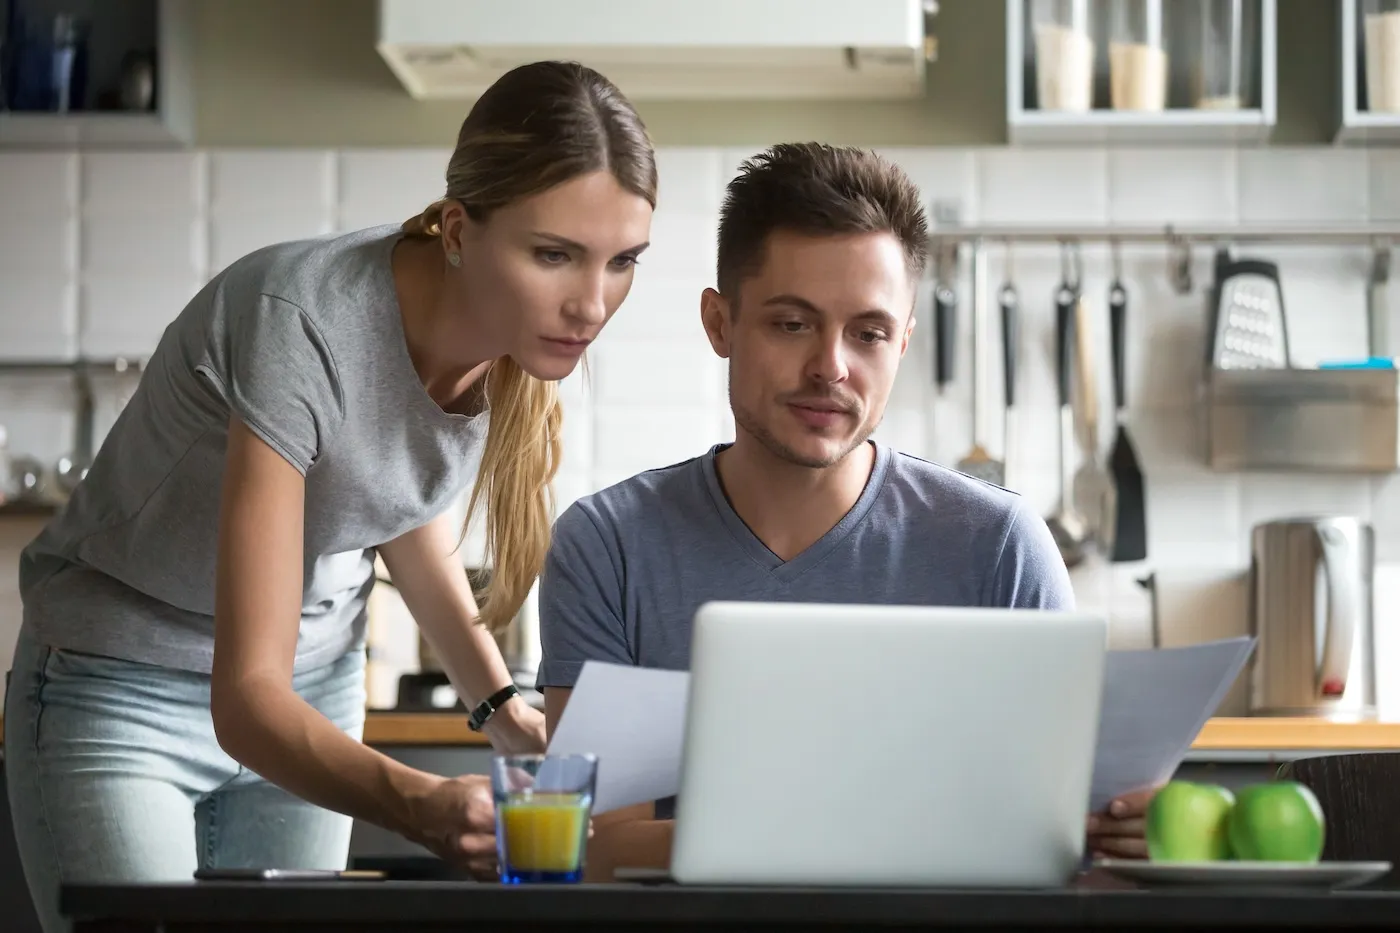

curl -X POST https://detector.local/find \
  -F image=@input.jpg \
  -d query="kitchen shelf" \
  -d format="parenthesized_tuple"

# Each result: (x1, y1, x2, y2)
(1006, 0, 1277, 145)
(1336, 0, 1400, 143)
(0, 0, 195, 150)
(1202, 366, 1400, 473)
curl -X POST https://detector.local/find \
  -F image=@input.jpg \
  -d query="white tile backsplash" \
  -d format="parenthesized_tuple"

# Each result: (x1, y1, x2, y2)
(82, 152, 206, 213)
(208, 212, 335, 276)
(82, 212, 206, 277)
(593, 404, 728, 478)
(975, 148, 1109, 224)
(0, 220, 76, 276)
(0, 281, 78, 360)
(5, 142, 1400, 700)
(1237, 148, 1371, 224)
(1107, 148, 1239, 225)
(1370, 151, 1400, 222)
(641, 209, 718, 279)
(208, 150, 337, 212)
(653, 148, 723, 215)
(1239, 474, 1376, 534)
(875, 147, 979, 223)
(0, 152, 78, 213)
(80, 276, 203, 357)
(336, 149, 453, 231)
(591, 337, 722, 407)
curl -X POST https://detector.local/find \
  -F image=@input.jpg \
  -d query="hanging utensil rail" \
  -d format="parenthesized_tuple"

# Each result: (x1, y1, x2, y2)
(927, 224, 1400, 296)
(927, 223, 1400, 244)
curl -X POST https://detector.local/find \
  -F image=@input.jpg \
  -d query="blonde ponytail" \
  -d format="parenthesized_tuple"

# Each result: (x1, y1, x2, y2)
(402, 200, 448, 239)
(464, 357, 563, 634)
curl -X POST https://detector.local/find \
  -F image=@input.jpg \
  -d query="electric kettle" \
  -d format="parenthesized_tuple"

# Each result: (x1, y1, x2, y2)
(1247, 517, 1376, 719)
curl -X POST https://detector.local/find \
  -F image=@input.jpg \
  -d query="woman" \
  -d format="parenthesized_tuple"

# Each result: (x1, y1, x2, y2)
(5, 60, 656, 931)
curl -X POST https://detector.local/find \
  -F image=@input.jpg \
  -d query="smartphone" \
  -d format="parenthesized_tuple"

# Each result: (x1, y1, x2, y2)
(193, 868, 387, 882)
(612, 867, 673, 885)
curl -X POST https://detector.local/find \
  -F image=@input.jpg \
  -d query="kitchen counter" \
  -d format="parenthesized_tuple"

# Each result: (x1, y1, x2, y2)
(57, 878, 1400, 932)
(359, 713, 1400, 752)
(7, 713, 1400, 752)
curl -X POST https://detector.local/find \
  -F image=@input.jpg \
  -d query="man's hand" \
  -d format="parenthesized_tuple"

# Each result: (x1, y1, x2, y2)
(1085, 786, 1158, 859)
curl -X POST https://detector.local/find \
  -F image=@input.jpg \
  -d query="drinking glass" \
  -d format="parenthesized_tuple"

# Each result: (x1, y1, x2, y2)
(491, 754, 598, 884)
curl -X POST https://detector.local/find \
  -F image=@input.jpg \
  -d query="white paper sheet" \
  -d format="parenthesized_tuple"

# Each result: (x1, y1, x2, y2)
(548, 637, 1257, 817)
(1088, 636, 1256, 812)
(546, 661, 690, 815)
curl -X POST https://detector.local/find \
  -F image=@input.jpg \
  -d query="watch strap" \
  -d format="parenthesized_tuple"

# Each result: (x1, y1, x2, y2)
(467, 684, 520, 731)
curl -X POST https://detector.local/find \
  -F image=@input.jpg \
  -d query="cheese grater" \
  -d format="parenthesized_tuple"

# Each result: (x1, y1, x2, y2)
(1206, 251, 1290, 370)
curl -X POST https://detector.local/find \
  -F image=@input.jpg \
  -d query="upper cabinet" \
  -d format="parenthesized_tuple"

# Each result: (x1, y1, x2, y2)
(1006, 0, 1276, 144)
(0, 0, 194, 149)
(1338, 0, 1400, 142)
(375, 0, 937, 102)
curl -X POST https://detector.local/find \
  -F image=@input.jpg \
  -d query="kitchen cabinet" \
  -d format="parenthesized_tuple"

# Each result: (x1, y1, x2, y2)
(0, 0, 195, 149)
(1005, 0, 1277, 144)
(1337, 0, 1400, 142)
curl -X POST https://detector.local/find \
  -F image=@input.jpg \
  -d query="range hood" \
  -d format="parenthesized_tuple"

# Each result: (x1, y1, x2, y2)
(376, 0, 934, 101)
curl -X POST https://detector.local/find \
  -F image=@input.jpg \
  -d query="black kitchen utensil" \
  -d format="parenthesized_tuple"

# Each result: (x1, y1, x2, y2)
(1108, 264, 1147, 562)
(1045, 244, 1088, 568)
(1000, 261, 1018, 487)
(934, 276, 956, 389)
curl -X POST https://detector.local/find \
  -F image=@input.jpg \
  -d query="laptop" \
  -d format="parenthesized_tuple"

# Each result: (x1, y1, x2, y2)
(664, 601, 1107, 889)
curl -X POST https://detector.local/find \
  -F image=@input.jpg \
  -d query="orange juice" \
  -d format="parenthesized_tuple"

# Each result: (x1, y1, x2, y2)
(498, 792, 590, 883)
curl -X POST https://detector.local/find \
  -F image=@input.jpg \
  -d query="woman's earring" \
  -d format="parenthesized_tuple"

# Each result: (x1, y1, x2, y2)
(447, 252, 462, 268)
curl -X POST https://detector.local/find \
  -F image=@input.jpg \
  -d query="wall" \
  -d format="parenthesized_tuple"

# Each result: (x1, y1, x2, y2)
(5, 142, 1400, 716)
(187, 0, 1341, 148)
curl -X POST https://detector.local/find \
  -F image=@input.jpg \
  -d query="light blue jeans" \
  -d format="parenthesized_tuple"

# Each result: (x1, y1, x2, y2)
(4, 623, 367, 933)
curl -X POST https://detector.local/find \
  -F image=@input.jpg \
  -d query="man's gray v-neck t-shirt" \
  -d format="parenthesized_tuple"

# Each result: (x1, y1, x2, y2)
(535, 440, 1076, 692)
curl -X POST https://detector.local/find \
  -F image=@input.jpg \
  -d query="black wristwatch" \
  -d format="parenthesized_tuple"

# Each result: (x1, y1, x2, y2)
(467, 684, 520, 732)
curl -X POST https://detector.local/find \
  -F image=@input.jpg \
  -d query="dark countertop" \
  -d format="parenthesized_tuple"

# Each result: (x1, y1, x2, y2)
(61, 879, 1400, 932)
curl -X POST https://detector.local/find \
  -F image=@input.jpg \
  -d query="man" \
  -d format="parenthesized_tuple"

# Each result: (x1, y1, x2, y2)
(536, 142, 1151, 880)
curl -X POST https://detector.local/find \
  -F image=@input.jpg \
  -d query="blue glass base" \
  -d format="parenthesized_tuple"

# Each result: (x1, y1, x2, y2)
(500, 867, 583, 884)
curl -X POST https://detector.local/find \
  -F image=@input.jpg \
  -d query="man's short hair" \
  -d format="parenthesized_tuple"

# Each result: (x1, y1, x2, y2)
(716, 142, 930, 304)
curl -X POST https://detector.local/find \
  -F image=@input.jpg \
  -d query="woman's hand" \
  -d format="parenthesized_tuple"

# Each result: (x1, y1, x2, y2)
(482, 698, 548, 755)
(378, 515, 550, 757)
(408, 774, 500, 880)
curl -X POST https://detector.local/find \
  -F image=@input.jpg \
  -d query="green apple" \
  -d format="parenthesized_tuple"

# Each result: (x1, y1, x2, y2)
(1226, 781, 1325, 863)
(1145, 781, 1236, 862)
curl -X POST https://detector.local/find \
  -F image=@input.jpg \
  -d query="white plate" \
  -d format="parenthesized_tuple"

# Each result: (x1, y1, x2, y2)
(1094, 859, 1392, 889)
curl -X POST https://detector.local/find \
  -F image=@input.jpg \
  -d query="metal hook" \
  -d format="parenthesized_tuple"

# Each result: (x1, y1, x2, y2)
(1166, 230, 1193, 295)
(1372, 237, 1392, 286)
(1058, 238, 1083, 291)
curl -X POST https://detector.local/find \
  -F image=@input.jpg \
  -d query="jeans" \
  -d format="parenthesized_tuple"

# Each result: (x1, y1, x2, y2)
(4, 623, 367, 933)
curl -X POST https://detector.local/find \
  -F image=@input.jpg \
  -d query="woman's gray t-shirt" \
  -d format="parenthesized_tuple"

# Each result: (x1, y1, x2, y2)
(19, 225, 489, 675)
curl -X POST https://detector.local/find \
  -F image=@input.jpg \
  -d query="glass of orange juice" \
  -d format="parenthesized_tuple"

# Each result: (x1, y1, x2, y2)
(491, 753, 597, 884)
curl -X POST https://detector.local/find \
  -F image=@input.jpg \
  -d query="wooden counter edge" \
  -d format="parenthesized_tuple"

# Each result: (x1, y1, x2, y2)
(356, 713, 1400, 751)
(7, 714, 1400, 752)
